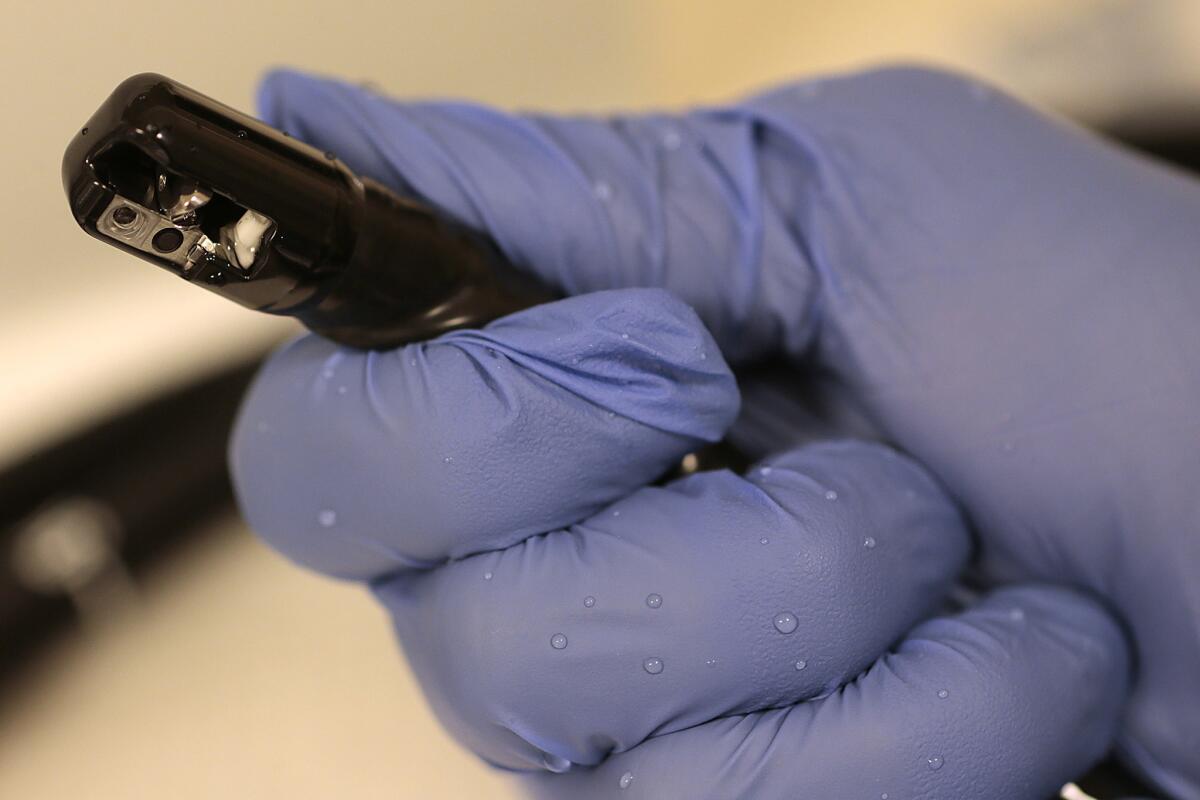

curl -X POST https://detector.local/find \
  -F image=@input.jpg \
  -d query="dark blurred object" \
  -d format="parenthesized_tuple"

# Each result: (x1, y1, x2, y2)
(0, 360, 262, 684)
(1107, 118, 1200, 175)
(1077, 757, 1168, 799)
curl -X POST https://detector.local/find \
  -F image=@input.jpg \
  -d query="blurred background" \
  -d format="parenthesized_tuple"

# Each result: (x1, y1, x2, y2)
(2, 1, 1197, 797)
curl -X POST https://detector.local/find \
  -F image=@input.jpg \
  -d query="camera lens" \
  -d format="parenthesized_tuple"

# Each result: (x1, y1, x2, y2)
(151, 227, 184, 253)
(111, 206, 138, 226)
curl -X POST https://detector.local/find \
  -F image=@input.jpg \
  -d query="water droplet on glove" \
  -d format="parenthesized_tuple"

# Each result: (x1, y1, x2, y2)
(541, 752, 571, 773)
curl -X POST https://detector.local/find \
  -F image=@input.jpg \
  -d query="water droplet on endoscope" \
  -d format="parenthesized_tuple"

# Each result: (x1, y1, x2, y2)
(646, 593, 662, 609)
(643, 657, 664, 674)
(551, 633, 568, 650)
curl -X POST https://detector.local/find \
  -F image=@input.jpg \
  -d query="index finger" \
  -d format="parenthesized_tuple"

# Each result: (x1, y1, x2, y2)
(256, 67, 821, 362)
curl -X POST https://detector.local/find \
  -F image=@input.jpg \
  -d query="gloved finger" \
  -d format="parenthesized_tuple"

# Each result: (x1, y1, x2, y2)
(371, 440, 970, 772)
(256, 67, 821, 361)
(523, 585, 1130, 800)
(229, 288, 738, 579)
(257, 66, 1133, 371)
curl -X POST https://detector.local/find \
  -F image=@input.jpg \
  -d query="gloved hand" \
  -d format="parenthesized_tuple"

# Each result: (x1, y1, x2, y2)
(230, 66, 1200, 799)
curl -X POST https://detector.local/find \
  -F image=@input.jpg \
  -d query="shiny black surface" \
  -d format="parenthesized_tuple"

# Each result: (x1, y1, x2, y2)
(64, 74, 551, 349)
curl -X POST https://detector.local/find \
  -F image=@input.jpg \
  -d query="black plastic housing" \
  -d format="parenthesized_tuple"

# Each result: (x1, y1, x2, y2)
(63, 73, 551, 349)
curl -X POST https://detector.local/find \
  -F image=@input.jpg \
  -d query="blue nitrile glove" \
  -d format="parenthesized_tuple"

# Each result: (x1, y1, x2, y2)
(230, 65, 1200, 799)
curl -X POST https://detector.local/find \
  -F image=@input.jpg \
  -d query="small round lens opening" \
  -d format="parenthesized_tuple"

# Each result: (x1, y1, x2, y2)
(151, 227, 184, 253)
(111, 206, 138, 227)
